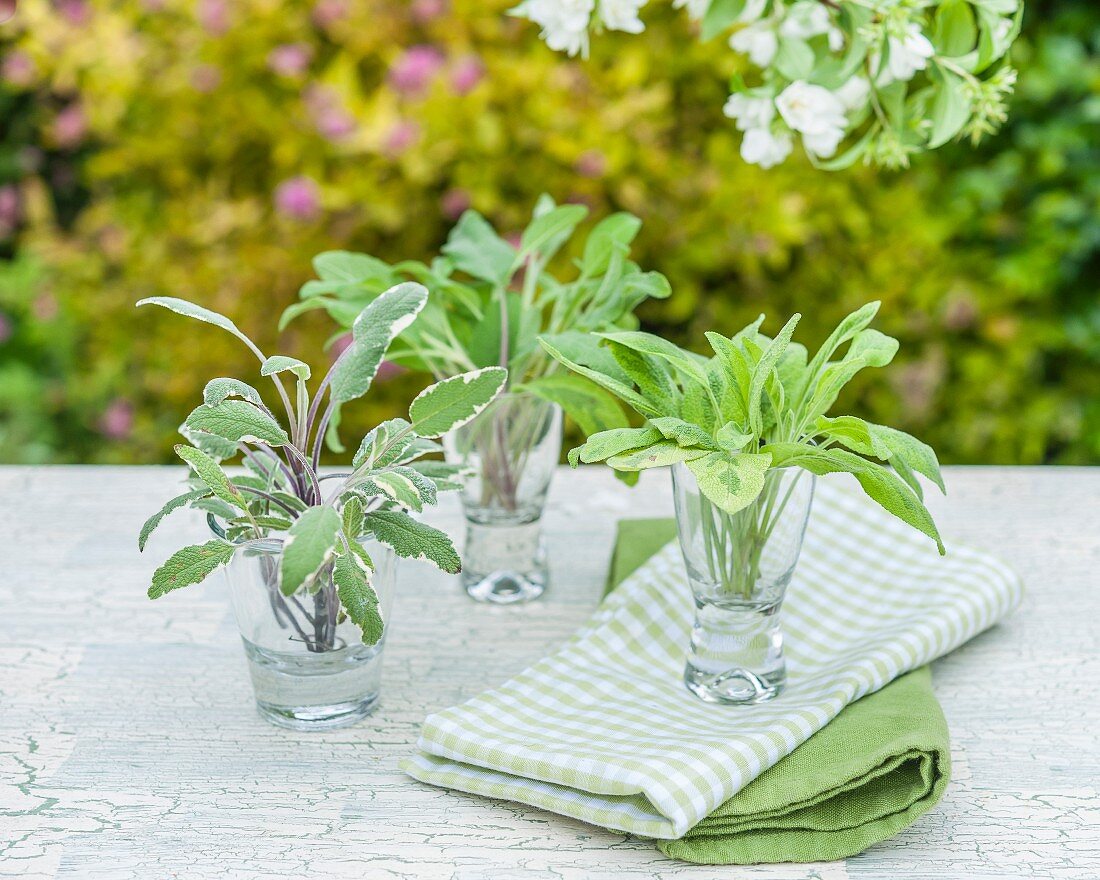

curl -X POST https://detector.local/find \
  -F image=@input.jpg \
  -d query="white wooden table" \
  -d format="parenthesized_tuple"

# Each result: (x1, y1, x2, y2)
(1, 465, 1097, 879)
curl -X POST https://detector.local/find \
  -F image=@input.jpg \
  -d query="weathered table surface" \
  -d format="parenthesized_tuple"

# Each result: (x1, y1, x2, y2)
(1, 465, 1097, 879)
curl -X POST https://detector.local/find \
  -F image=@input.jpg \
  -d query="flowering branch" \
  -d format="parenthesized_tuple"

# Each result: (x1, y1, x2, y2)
(512, 0, 1023, 170)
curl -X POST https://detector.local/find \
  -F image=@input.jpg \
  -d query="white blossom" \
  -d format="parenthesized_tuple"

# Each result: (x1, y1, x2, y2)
(520, 0, 595, 57)
(738, 0, 769, 24)
(598, 0, 646, 34)
(723, 92, 775, 131)
(740, 127, 793, 168)
(874, 22, 935, 84)
(834, 75, 870, 112)
(776, 80, 848, 158)
(671, 0, 709, 21)
(730, 21, 779, 67)
(779, 1, 844, 50)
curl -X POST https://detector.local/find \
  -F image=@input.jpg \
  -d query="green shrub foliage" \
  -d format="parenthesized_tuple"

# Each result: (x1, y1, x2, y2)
(0, 0, 1095, 464)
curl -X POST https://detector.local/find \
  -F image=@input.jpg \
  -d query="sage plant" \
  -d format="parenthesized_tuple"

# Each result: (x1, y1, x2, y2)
(545, 301, 946, 598)
(137, 282, 506, 648)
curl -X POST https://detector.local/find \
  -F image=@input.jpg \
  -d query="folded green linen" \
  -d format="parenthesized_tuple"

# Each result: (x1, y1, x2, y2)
(404, 479, 1023, 857)
(608, 518, 951, 864)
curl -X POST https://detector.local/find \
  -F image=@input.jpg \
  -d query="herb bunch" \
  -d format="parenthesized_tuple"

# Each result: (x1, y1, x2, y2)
(544, 300, 947, 568)
(281, 195, 671, 438)
(137, 283, 506, 648)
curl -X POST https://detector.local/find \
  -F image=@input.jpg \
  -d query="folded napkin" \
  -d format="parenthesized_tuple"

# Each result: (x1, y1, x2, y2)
(404, 479, 1022, 855)
(606, 519, 951, 863)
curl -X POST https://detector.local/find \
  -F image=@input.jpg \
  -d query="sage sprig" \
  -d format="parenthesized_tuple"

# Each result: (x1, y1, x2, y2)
(280, 195, 671, 438)
(137, 282, 507, 646)
(545, 301, 947, 554)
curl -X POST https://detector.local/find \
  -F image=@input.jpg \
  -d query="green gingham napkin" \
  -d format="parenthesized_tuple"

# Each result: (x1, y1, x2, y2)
(403, 478, 1023, 845)
(606, 519, 951, 863)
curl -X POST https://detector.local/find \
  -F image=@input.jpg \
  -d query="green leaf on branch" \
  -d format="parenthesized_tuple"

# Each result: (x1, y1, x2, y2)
(748, 313, 800, 436)
(928, 67, 972, 148)
(137, 297, 262, 356)
(567, 426, 662, 466)
(185, 400, 290, 446)
(686, 451, 772, 515)
(352, 418, 414, 469)
(139, 489, 209, 551)
(441, 210, 516, 286)
(606, 440, 710, 471)
(597, 331, 710, 387)
(539, 337, 666, 419)
(333, 550, 383, 645)
(408, 366, 507, 438)
(280, 505, 342, 595)
(701, 0, 746, 40)
(175, 444, 248, 511)
(519, 203, 588, 262)
(203, 377, 266, 409)
(521, 373, 629, 436)
(769, 445, 945, 554)
(581, 212, 642, 276)
(331, 282, 429, 404)
(260, 356, 311, 381)
(148, 540, 235, 599)
(367, 509, 461, 573)
(341, 495, 365, 540)
(649, 417, 719, 450)
(313, 250, 392, 284)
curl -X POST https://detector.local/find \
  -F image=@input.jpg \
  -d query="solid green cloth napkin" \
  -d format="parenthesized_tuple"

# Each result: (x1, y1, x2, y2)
(404, 480, 1023, 856)
(607, 518, 951, 864)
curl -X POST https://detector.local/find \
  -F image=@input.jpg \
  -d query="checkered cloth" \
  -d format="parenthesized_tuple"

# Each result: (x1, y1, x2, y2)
(403, 477, 1023, 840)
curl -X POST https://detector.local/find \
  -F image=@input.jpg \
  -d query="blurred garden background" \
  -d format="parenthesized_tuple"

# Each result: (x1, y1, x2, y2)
(0, 0, 1096, 465)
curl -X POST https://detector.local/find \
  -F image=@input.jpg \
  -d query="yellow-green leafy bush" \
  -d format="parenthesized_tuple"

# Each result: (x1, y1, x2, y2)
(0, 0, 1095, 463)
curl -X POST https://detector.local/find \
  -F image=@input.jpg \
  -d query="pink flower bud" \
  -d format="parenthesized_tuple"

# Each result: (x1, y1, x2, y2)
(198, 0, 228, 35)
(312, 0, 347, 28)
(574, 150, 606, 178)
(384, 120, 421, 155)
(450, 54, 484, 95)
(411, 0, 448, 24)
(100, 399, 134, 441)
(441, 188, 471, 220)
(190, 64, 221, 93)
(389, 45, 445, 97)
(55, 0, 90, 26)
(274, 176, 321, 221)
(53, 103, 87, 149)
(305, 84, 356, 141)
(267, 43, 312, 78)
(1, 51, 34, 87)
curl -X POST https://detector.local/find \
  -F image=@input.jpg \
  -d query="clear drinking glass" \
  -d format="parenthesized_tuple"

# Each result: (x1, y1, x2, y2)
(220, 532, 397, 730)
(671, 462, 815, 704)
(443, 392, 562, 604)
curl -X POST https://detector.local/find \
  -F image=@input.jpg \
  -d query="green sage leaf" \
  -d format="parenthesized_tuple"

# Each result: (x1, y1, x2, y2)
(367, 509, 461, 573)
(280, 505, 342, 595)
(203, 377, 266, 409)
(139, 489, 209, 551)
(260, 355, 311, 381)
(148, 540, 235, 599)
(441, 210, 516, 286)
(408, 366, 507, 438)
(568, 426, 663, 466)
(175, 444, 248, 511)
(606, 440, 711, 471)
(330, 282, 429, 405)
(333, 550, 383, 645)
(137, 297, 262, 356)
(686, 451, 772, 515)
(185, 400, 290, 447)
